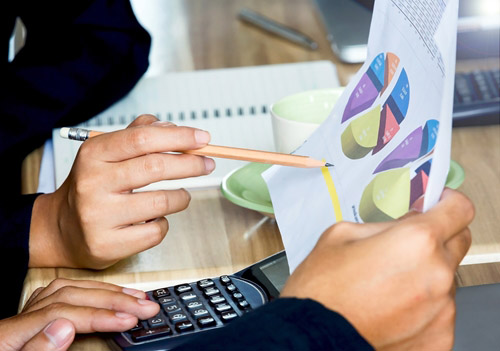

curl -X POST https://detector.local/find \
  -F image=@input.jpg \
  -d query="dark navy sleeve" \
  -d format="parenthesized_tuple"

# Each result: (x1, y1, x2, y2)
(0, 193, 41, 319)
(174, 298, 374, 351)
(1, 0, 151, 193)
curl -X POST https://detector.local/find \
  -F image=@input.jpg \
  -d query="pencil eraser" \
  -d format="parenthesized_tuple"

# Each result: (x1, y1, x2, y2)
(60, 127, 70, 139)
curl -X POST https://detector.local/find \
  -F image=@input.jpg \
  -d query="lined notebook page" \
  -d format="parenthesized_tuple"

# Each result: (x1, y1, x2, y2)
(52, 61, 339, 190)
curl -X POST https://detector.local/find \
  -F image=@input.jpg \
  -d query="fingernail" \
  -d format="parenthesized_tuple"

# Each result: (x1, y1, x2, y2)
(152, 121, 176, 127)
(195, 129, 210, 144)
(44, 319, 74, 348)
(122, 287, 145, 298)
(137, 298, 158, 306)
(204, 157, 215, 173)
(115, 312, 135, 319)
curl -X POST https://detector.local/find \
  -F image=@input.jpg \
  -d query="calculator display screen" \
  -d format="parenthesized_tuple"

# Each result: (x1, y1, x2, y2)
(258, 255, 290, 293)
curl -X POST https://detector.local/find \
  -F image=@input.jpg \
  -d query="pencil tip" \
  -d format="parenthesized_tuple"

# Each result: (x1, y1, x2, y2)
(324, 163, 334, 167)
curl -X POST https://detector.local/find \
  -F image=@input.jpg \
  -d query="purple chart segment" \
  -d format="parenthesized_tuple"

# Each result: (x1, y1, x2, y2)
(374, 127, 423, 173)
(342, 73, 379, 123)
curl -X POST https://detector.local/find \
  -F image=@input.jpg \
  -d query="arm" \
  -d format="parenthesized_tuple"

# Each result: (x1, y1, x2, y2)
(176, 189, 473, 350)
(1, 0, 151, 191)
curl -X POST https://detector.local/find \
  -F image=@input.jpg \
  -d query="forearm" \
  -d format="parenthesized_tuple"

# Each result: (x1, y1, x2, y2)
(174, 298, 374, 351)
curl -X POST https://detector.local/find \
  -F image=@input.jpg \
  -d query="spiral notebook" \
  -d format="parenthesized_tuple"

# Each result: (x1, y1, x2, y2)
(50, 61, 339, 191)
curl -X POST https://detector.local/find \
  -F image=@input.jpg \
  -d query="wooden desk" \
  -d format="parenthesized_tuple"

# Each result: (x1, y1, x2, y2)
(20, 0, 500, 349)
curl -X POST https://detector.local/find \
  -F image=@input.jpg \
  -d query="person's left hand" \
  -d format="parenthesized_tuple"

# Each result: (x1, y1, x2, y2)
(0, 278, 159, 351)
(29, 114, 215, 269)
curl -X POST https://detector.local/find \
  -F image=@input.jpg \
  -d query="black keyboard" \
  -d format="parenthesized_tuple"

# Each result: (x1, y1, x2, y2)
(110, 275, 268, 351)
(453, 69, 500, 127)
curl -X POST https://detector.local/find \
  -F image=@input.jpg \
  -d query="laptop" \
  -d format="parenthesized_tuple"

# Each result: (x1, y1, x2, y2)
(313, 0, 500, 63)
(454, 283, 500, 351)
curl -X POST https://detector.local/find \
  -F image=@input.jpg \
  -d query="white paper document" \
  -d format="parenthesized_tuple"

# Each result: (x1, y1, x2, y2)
(264, 0, 459, 272)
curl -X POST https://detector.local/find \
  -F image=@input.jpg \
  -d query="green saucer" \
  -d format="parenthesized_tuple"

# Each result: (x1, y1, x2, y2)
(221, 160, 465, 216)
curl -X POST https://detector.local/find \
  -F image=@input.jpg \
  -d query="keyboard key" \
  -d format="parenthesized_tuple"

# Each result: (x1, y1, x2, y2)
(219, 275, 232, 285)
(191, 308, 210, 318)
(232, 292, 243, 302)
(158, 296, 175, 305)
(130, 323, 143, 332)
(237, 299, 251, 311)
(147, 315, 167, 328)
(185, 300, 204, 311)
(175, 321, 195, 333)
(197, 279, 215, 289)
(152, 288, 170, 299)
(214, 302, 232, 313)
(225, 283, 238, 293)
(163, 303, 182, 313)
(197, 316, 216, 328)
(209, 295, 226, 305)
(220, 311, 238, 323)
(168, 312, 188, 323)
(179, 292, 198, 302)
(203, 287, 220, 297)
(132, 326, 172, 342)
(174, 284, 193, 294)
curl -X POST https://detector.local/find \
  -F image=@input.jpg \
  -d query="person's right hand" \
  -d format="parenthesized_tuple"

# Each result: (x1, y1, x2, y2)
(281, 188, 474, 350)
(28, 115, 216, 269)
(0, 278, 159, 351)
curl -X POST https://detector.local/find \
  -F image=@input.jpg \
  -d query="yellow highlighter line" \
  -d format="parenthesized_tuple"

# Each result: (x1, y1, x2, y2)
(321, 161, 343, 222)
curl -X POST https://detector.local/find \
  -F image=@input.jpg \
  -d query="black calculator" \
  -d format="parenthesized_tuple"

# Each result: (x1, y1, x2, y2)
(109, 251, 289, 351)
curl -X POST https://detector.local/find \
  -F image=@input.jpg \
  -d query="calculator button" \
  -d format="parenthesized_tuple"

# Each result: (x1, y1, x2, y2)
(237, 299, 251, 311)
(197, 279, 215, 289)
(163, 303, 182, 313)
(197, 316, 216, 328)
(168, 312, 188, 323)
(203, 287, 220, 297)
(175, 321, 195, 333)
(147, 315, 167, 328)
(209, 295, 226, 305)
(191, 308, 210, 318)
(214, 302, 232, 313)
(185, 300, 204, 311)
(152, 288, 170, 299)
(158, 297, 175, 305)
(225, 283, 237, 293)
(219, 275, 232, 285)
(174, 284, 193, 294)
(179, 292, 198, 302)
(132, 326, 172, 342)
(130, 323, 143, 332)
(232, 292, 243, 302)
(220, 311, 238, 323)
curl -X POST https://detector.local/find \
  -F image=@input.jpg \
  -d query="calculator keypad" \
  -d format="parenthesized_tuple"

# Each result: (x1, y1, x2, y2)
(125, 275, 265, 344)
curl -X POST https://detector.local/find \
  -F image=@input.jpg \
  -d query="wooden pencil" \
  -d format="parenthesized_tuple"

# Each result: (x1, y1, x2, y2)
(59, 127, 333, 168)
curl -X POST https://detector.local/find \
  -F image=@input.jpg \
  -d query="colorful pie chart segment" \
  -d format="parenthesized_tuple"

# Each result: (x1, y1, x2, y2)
(374, 120, 439, 173)
(359, 168, 411, 222)
(342, 52, 400, 123)
(341, 105, 381, 159)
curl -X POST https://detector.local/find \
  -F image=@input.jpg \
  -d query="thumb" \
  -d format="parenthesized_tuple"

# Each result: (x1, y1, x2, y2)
(20, 319, 75, 351)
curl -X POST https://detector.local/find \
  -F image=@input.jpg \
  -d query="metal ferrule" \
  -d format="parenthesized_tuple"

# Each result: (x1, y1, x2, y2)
(68, 128, 90, 141)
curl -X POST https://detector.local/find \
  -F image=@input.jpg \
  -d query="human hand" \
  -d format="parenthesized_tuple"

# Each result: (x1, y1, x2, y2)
(0, 278, 159, 351)
(29, 115, 215, 268)
(281, 188, 474, 350)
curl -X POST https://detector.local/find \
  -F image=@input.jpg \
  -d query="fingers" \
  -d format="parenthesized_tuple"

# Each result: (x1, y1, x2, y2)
(20, 319, 75, 351)
(25, 279, 146, 309)
(109, 190, 190, 226)
(108, 218, 169, 258)
(444, 228, 472, 269)
(318, 221, 394, 246)
(83, 124, 211, 162)
(397, 188, 475, 243)
(127, 114, 160, 128)
(109, 153, 214, 191)
(25, 287, 159, 321)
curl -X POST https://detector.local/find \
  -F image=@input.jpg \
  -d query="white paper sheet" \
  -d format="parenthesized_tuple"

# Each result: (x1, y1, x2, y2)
(264, 0, 459, 273)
